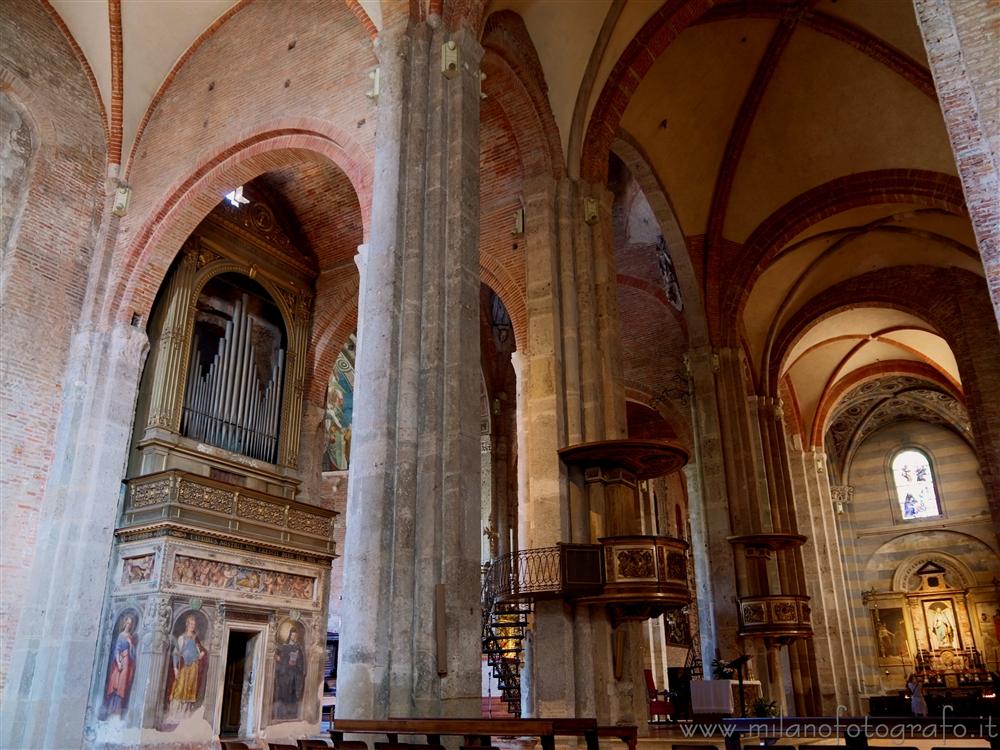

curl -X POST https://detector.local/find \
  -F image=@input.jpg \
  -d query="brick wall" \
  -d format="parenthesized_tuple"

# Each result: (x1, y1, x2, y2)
(916, 0, 1000, 325)
(0, 0, 108, 687)
(109, 0, 378, 327)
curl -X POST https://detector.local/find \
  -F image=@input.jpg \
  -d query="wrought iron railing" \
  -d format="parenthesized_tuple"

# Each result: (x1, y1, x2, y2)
(483, 546, 564, 601)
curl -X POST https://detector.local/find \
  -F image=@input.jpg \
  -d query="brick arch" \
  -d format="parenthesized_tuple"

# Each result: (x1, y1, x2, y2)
(771, 287, 943, 399)
(809, 359, 964, 449)
(345, 0, 379, 40)
(724, 170, 966, 342)
(125, 0, 253, 175)
(107, 125, 371, 328)
(307, 274, 360, 407)
(580, 0, 715, 183)
(767, 269, 1000, 536)
(477, 9, 567, 356)
(611, 134, 709, 347)
(482, 10, 564, 179)
(383, 0, 421, 28)
(481, 265, 525, 350)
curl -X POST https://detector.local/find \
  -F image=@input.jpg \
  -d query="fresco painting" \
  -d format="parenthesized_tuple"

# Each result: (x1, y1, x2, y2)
(101, 609, 140, 720)
(172, 555, 314, 600)
(322, 335, 355, 472)
(272, 619, 307, 721)
(162, 610, 209, 727)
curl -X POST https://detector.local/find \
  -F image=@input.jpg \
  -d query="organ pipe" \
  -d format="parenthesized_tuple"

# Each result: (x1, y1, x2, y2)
(181, 294, 285, 463)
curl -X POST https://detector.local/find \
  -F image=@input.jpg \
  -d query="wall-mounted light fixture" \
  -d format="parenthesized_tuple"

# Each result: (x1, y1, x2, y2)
(512, 207, 524, 237)
(442, 40, 459, 79)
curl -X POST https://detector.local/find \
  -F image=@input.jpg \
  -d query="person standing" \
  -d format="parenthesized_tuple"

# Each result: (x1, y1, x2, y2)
(906, 673, 927, 717)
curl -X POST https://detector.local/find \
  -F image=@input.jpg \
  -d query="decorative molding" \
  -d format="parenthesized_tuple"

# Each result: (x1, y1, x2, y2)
(825, 376, 971, 476)
(122, 470, 336, 559)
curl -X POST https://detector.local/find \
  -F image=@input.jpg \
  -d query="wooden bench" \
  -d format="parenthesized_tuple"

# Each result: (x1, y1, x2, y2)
(721, 717, 1000, 750)
(331, 717, 609, 750)
(598, 724, 637, 750)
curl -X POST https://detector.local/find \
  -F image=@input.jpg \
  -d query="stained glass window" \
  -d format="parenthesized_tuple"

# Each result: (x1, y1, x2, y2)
(892, 449, 940, 519)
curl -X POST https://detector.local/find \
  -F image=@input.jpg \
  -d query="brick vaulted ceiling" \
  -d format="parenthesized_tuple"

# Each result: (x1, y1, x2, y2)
(44, 0, 986, 445)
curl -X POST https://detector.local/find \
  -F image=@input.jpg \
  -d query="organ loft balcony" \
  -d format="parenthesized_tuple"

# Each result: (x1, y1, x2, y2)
(119, 469, 336, 560)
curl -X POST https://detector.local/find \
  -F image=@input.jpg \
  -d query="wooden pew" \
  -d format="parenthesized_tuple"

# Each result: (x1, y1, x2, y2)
(598, 724, 637, 750)
(331, 717, 602, 750)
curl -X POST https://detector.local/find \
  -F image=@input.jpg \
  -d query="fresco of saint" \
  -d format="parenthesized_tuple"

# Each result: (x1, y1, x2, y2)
(163, 611, 209, 724)
(102, 611, 138, 719)
(272, 622, 307, 721)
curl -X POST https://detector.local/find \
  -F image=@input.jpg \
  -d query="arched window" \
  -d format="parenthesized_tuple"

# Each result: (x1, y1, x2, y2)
(891, 449, 940, 520)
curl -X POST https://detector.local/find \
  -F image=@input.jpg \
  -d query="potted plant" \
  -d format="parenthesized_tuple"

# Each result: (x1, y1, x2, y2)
(711, 658, 735, 680)
(751, 696, 778, 717)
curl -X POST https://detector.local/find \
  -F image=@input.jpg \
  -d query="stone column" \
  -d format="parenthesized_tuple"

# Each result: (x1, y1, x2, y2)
(756, 397, 820, 715)
(1, 324, 149, 749)
(336, 17, 483, 719)
(685, 347, 740, 662)
(517, 175, 643, 723)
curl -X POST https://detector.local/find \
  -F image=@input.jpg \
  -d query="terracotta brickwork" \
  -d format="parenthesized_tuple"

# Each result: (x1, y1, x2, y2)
(108, 0, 377, 326)
(916, 0, 1000, 325)
(0, 0, 108, 686)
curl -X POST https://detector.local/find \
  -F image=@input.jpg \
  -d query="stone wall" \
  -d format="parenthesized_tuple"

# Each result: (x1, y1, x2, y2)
(841, 419, 998, 696)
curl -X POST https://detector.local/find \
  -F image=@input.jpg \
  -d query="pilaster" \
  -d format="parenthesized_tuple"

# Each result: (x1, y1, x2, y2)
(2, 324, 150, 749)
(790, 446, 862, 713)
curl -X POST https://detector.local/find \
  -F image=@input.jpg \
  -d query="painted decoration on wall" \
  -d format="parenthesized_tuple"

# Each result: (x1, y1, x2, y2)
(101, 608, 140, 720)
(656, 235, 683, 311)
(873, 607, 909, 659)
(163, 609, 209, 725)
(892, 450, 940, 519)
(121, 554, 155, 585)
(322, 335, 356, 472)
(923, 599, 961, 651)
(272, 619, 307, 721)
(977, 603, 1000, 661)
(172, 555, 314, 600)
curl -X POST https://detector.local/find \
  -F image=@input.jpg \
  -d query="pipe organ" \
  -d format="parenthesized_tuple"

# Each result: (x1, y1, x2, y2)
(181, 294, 286, 463)
(106, 185, 331, 747)
(130, 185, 316, 498)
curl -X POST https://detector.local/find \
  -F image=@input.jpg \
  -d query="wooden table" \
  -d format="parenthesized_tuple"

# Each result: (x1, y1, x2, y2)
(331, 717, 601, 750)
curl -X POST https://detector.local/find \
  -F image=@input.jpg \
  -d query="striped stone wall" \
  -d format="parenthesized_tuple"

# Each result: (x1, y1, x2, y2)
(839, 419, 998, 697)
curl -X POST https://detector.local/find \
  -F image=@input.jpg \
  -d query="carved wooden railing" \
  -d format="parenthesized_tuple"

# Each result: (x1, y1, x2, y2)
(120, 469, 336, 558)
(737, 594, 812, 640)
(580, 534, 691, 620)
